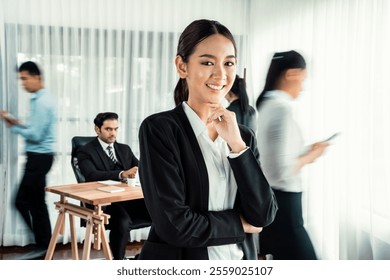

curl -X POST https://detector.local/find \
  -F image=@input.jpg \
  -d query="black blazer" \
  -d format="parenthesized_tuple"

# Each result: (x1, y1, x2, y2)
(77, 137, 139, 182)
(138, 104, 277, 260)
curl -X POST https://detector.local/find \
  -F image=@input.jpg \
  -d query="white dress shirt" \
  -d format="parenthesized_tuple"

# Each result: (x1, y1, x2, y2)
(257, 90, 306, 192)
(97, 138, 117, 159)
(183, 102, 244, 260)
(97, 137, 123, 180)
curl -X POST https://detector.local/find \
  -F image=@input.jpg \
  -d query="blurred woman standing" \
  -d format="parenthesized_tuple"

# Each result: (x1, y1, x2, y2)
(256, 50, 329, 260)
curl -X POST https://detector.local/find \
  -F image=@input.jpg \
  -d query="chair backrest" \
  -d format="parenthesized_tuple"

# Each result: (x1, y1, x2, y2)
(71, 136, 96, 183)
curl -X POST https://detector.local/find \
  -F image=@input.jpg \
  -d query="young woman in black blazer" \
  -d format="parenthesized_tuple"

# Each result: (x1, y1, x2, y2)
(138, 19, 278, 260)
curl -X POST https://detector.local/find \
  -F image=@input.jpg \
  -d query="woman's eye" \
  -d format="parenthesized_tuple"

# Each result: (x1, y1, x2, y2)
(201, 61, 213, 66)
(225, 61, 235, 66)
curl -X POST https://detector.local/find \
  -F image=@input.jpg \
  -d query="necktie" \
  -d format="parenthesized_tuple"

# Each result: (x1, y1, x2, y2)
(107, 145, 117, 164)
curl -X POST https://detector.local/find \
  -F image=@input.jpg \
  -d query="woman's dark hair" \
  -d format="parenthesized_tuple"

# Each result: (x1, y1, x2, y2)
(94, 112, 118, 129)
(230, 74, 250, 113)
(174, 19, 237, 105)
(256, 50, 306, 109)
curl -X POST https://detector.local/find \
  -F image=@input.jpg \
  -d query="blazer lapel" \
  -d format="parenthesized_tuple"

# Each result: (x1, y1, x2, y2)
(92, 138, 112, 170)
(173, 104, 210, 210)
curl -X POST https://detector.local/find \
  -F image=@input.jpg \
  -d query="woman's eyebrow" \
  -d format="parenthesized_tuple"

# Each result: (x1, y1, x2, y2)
(198, 54, 236, 59)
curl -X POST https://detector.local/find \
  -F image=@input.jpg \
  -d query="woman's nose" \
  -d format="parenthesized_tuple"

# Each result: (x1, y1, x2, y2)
(211, 64, 227, 80)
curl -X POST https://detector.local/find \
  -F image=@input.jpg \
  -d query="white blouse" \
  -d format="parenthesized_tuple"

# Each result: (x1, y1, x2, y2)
(182, 102, 243, 260)
(257, 90, 306, 193)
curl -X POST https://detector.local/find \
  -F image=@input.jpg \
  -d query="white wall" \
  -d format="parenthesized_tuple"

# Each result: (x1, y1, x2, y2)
(3, 0, 249, 34)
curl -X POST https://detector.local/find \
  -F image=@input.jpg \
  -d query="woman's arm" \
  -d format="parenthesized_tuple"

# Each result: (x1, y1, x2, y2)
(229, 127, 278, 228)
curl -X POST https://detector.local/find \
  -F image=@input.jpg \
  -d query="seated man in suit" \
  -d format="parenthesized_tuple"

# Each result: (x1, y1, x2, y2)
(77, 112, 150, 260)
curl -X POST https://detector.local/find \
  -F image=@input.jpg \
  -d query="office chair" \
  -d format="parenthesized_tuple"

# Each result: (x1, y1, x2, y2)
(71, 136, 96, 184)
(71, 136, 98, 228)
(70, 136, 151, 254)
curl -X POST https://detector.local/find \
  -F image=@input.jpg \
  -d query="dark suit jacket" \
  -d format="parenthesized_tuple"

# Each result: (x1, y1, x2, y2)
(138, 104, 278, 260)
(226, 99, 257, 133)
(77, 137, 139, 182)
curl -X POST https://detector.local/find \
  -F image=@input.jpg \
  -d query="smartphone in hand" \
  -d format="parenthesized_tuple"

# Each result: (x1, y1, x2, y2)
(324, 132, 340, 142)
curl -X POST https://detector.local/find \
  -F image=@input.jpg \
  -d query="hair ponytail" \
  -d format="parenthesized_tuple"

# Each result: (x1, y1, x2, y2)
(174, 79, 189, 105)
(231, 75, 250, 113)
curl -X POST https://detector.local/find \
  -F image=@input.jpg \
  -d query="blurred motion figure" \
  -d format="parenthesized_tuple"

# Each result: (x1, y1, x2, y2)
(0, 61, 57, 259)
(256, 50, 329, 260)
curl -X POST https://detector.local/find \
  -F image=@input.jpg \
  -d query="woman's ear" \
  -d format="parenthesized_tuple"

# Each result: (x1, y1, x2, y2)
(175, 55, 187, 78)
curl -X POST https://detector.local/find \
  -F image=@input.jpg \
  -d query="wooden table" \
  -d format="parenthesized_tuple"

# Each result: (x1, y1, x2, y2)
(44, 181, 143, 260)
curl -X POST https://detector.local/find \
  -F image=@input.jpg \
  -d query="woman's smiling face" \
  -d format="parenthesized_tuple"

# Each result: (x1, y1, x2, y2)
(177, 34, 237, 107)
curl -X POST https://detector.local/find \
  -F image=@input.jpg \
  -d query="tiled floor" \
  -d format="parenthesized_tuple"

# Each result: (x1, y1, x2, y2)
(0, 241, 144, 260)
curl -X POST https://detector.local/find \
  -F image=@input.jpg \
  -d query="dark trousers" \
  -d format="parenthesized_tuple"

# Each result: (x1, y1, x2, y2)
(259, 190, 317, 260)
(105, 199, 150, 260)
(15, 153, 54, 249)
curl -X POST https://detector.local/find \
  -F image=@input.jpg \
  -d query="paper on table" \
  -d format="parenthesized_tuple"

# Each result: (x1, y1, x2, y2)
(97, 180, 122, 185)
(97, 185, 125, 193)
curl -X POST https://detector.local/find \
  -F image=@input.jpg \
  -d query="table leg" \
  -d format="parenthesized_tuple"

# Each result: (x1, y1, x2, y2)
(93, 205, 102, 251)
(45, 209, 65, 260)
(93, 223, 101, 250)
(69, 214, 79, 260)
(82, 216, 93, 260)
(100, 223, 112, 260)
(59, 198, 66, 235)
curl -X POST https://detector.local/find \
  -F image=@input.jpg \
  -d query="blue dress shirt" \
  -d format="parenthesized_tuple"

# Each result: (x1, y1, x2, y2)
(10, 88, 57, 154)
